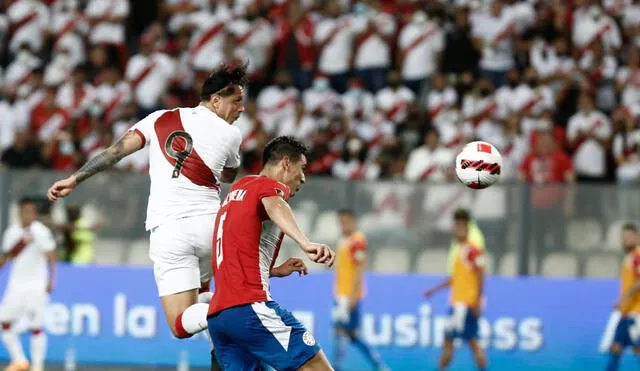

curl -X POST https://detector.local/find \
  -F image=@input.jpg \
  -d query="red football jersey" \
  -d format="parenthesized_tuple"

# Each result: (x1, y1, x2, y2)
(208, 175, 291, 315)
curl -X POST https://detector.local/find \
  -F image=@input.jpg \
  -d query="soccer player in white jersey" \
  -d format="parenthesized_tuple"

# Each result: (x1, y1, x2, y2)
(0, 197, 56, 371)
(47, 63, 247, 369)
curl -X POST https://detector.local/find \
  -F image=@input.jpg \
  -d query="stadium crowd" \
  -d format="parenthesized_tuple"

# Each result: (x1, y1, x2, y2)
(0, 0, 639, 186)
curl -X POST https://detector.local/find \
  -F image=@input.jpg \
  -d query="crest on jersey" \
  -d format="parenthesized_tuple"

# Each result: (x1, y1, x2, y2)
(275, 188, 285, 198)
(302, 331, 316, 346)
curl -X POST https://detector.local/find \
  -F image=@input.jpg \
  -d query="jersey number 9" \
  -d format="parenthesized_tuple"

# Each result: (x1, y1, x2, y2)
(164, 131, 194, 178)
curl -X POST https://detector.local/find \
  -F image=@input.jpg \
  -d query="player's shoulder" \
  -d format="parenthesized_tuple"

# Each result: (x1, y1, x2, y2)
(351, 231, 367, 243)
(30, 221, 53, 234)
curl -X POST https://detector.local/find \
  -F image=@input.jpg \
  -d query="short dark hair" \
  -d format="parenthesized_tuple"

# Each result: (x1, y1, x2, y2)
(337, 209, 354, 216)
(453, 208, 471, 222)
(623, 223, 637, 233)
(18, 197, 36, 206)
(200, 62, 249, 101)
(262, 136, 309, 168)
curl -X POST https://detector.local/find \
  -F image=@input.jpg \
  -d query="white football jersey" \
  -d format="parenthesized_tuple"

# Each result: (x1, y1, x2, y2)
(2, 220, 55, 292)
(130, 106, 242, 230)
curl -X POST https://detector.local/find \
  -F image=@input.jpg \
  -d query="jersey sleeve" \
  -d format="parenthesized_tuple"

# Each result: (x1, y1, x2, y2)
(36, 225, 56, 253)
(350, 237, 367, 265)
(1, 228, 20, 254)
(128, 110, 165, 147)
(465, 245, 486, 270)
(224, 126, 242, 168)
(633, 254, 640, 278)
(257, 178, 291, 202)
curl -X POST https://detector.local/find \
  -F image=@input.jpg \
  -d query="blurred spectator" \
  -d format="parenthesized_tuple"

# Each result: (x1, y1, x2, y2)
(6, 0, 50, 56)
(227, 0, 274, 97)
(342, 77, 375, 123)
(59, 204, 95, 264)
(404, 127, 454, 183)
(375, 70, 415, 125)
(303, 74, 342, 119)
(519, 130, 575, 252)
(566, 93, 612, 182)
(85, 0, 130, 68)
(441, 6, 479, 78)
(618, 47, 640, 118)
(314, 0, 354, 94)
(50, 0, 88, 68)
(272, 0, 315, 90)
(612, 109, 640, 184)
(278, 100, 316, 142)
(0, 130, 45, 169)
(397, 9, 443, 95)
(472, 0, 516, 87)
(256, 69, 299, 134)
(125, 30, 175, 116)
(351, 0, 396, 93)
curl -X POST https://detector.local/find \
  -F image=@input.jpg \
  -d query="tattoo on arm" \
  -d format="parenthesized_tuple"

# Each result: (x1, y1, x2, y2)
(74, 131, 140, 184)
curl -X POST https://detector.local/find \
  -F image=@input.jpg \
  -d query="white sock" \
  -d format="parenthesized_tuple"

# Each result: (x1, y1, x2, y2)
(30, 331, 47, 369)
(178, 303, 209, 335)
(198, 292, 213, 304)
(1, 329, 26, 362)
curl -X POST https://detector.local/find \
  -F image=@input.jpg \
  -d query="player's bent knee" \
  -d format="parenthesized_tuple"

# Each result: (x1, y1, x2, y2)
(298, 350, 334, 371)
(610, 344, 623, 354)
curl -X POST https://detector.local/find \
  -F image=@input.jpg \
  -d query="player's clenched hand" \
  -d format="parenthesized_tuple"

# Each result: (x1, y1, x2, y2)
(303, 242, 336, 267)
(272, 258, 308, 277)
(47, 176, 78, 201)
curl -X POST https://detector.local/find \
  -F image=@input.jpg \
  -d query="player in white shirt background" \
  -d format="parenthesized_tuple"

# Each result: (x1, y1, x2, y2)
(0, 197, 56, 371)
(46, 63, 248, 370)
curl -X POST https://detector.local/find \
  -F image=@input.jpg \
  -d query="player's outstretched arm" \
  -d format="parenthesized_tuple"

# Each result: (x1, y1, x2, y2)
(423, 278, 452, 298)
(262, 196, 336, 267)
(47, 131, 144, 201)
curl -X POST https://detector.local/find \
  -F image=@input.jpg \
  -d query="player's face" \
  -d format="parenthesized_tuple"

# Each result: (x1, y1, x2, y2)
(19, 203, 38, 227)
(339, 214, 356, 235)
(622, 230, 638, 251)
(454, 220, 468, 242)
(214, 86, 245, 124)
(284, 155, 307, 197)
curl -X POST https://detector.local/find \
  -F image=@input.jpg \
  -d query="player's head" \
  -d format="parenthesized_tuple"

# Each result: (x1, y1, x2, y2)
(261, 136, 309, 197)
(337, 209, 357, 236)
(66, 204, 82, 222)
(200, 62, 249, 124)
(453, 208, 471, 242)
(621, 223, 638, 252)
(18, 197, 39, 227)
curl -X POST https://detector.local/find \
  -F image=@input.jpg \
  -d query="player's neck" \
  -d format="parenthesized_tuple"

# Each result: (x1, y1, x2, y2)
(259, 167, 285, 185)
(198, 102, 226, 122)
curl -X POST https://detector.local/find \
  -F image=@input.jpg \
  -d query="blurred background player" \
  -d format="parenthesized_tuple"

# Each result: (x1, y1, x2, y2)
(58, 204, 96, 264)
(0, 197, 56, 371)
(602, 223, 640, 371)
(446, 209, 485, 277)
(424, 209, 488, 371)
(208, 136, 336, 371)
(46, 63, 248, 369)
(332, 209, 388, 371)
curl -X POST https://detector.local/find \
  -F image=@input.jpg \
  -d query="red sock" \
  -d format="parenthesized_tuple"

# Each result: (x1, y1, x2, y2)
(174, 314, 193, 339)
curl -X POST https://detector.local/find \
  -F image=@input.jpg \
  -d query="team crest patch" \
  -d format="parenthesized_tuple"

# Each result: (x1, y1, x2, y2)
(275, 188, 285, 197)
(302, 331, 316, 346)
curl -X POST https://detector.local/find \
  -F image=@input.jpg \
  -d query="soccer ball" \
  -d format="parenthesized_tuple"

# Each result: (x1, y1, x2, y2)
(455, 141, 502, 189)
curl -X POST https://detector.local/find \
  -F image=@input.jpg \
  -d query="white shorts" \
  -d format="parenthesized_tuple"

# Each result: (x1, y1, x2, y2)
(0, 288, 49, 329)
(149, 214, 216, 297)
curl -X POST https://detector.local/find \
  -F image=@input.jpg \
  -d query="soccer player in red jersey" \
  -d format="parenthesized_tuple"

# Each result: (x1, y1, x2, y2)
(208, 136, 336, 371)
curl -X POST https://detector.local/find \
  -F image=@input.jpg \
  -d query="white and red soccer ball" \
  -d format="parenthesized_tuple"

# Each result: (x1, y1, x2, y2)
(455, 141, 503, 189)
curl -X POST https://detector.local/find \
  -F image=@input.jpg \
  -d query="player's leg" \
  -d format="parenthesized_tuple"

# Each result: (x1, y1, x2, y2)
(229, 301, 329, 371)
(27, 291, 49, 371)
(150, 221, 209, 338)
(464, 309, 486, 371)
(207, 307, 264, 371)
(468, 340, 487, 371)
(437, 339, 454, 371)
(345, 329, 387, 371)
(0, 294, 29, 371)
(607, 317, 632, 371)
(332, 327, 349, 371)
